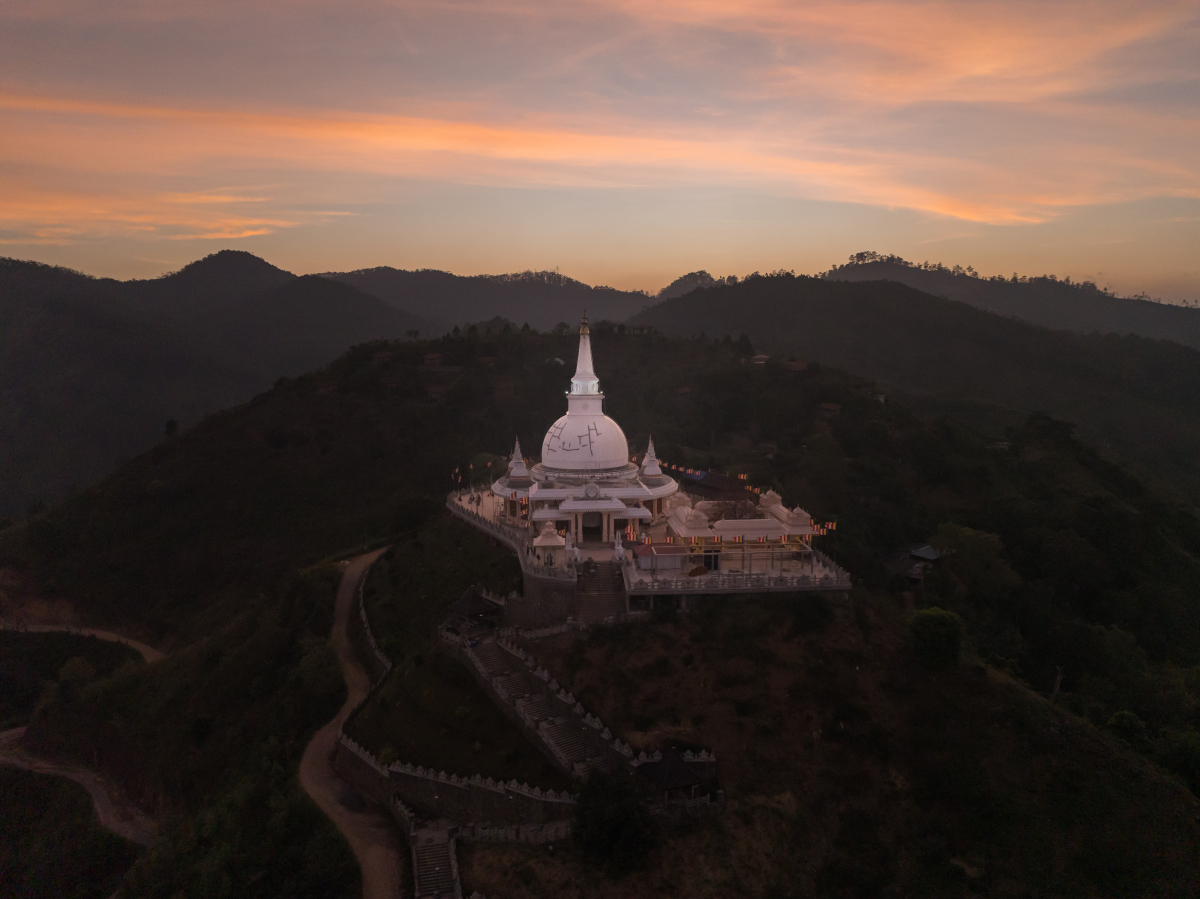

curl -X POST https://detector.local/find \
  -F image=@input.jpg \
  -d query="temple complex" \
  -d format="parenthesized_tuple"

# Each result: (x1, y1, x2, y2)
(450, 317, 850, 626)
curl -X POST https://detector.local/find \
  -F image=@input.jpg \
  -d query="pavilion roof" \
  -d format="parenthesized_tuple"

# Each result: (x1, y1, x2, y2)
(449, 586, 503, 619)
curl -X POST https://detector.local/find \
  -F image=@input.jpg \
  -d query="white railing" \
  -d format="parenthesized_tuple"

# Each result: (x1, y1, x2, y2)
(446, 493, 528, 553)
(497, 621, 587, 640)
(624, 567, 850, 594)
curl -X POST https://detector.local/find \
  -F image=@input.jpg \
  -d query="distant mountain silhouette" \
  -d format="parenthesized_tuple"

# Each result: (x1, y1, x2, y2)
(321, 267, 650, 330)
(634, 273, 1200, 505)
(825, 254, 1200, 349)
(0, 251, 431, 516)
(656, 270, 740, 300)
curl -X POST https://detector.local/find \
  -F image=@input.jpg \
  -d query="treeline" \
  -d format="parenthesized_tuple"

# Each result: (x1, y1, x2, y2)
(634, 272, 1200, 505)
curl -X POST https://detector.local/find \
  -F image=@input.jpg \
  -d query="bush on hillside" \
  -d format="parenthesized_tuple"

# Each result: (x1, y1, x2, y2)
(574, 771, 658, 876)
(909, 608, 964, 668)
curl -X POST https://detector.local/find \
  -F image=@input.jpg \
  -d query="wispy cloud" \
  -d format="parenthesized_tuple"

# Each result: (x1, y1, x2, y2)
(0, 0, 1196, 292)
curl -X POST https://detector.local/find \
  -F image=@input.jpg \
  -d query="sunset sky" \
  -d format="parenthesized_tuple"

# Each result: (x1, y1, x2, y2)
(2, 0, 1198, 300)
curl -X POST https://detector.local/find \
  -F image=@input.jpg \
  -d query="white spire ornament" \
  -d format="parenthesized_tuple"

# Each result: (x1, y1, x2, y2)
(642, 436, 662, 477)
(569, 314, 600, 396)
(509, 436, 529, 478)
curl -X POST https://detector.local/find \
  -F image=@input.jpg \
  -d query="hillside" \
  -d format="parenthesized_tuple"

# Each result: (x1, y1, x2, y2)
(633, 274, 1200, 506)
(2, 328, 1200, 895)
(321, 267, 650, 330)
(825, 254, 1200, 349)
(0, 253, 431, 517)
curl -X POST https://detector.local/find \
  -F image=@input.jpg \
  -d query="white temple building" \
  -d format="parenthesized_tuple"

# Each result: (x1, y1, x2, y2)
(449, 316, 851, 626)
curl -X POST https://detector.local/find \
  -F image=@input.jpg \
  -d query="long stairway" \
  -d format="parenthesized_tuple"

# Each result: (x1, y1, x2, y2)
(463, 637, 624, 777)
(577, 560, 626, 623)
(412, 828, 459, 899)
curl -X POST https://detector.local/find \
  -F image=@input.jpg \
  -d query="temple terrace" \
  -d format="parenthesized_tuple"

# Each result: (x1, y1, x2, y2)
(449, 317, 850, 626)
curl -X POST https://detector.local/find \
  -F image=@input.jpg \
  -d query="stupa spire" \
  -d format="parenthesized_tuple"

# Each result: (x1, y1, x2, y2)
(570, 313, 600, 395)
(642, 435, 662, 476)
(509, 436, 528, 477)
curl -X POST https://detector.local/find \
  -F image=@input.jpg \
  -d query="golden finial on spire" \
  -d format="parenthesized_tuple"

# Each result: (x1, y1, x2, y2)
(580, 312, 589, 335)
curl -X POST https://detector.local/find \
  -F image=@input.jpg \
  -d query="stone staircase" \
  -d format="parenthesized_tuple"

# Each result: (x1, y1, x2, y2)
(412, 828, 460, 899)
(577, 561, 626, 623)
(463, 637, 626, 777)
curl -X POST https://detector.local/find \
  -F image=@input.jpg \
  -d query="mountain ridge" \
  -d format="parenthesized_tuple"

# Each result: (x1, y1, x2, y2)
(824, 254, 1200, 349)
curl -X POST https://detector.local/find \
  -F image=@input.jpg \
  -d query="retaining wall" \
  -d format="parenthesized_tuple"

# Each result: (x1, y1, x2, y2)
(349, 576, 392, 682)
(510, 571, 579, 628)
(334, 735, 575, 827)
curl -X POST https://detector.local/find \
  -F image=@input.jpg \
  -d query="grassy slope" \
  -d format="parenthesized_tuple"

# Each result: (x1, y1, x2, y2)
(0, 631, 142, 729)
(0, 766, 140, 899)
(0, 252, 430, 517)
(461, 595, 1200, 899)
(3, 328, 1200, 894)
(22, 566, 360, 899)
(633, 274, 1200, 505)
(346, 524, 570, 791)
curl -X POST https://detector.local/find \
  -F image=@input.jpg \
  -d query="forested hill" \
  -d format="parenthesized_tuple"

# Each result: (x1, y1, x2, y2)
(320, 266, 650, 330)
(825, 255, 1200, 349)
(4, 329, 1200, 894)
(633, 273, 1200, 505)
(0, 252, 431, 517)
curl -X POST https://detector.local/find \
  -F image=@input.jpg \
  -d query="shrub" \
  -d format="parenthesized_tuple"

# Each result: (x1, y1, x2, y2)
(1106, 710, 1148, 748)
(574, 771, 658, 876)
(909, 608, 964, 668)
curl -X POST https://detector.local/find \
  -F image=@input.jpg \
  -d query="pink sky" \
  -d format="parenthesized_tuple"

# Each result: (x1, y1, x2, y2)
(1, 0, 1197, 299)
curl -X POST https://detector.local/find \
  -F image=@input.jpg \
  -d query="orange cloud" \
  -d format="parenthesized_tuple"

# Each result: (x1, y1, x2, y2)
(6, 88, 1188, 241)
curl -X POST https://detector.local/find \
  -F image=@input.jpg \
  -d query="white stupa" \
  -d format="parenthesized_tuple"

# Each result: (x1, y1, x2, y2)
(492, 316, 678, 545)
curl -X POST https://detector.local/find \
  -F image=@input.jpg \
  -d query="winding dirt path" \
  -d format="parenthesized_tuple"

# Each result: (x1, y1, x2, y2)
(299, 550, 406, 899)
(0, 621, 165, 663)
(0, 726, 158, 847)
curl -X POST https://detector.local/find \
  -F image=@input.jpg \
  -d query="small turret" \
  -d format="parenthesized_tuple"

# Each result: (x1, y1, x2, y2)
(642, 436, 662, 477)
(509, 437, 529, 478)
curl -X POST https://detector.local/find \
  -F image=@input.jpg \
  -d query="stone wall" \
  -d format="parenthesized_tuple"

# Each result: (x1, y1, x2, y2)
(334, 734, 576, 827)
(511, 571, 578, 628)
(349, 574, 392, 682)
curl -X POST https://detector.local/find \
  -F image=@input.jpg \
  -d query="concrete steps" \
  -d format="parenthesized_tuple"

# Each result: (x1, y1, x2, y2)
(519, 695, 558, 722)
(412, 830, 459, 899)
(471, 641, 515, 676)
(577, 561, 626, 623)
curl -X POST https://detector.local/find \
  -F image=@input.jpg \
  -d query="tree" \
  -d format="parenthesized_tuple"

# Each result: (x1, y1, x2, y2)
(574, 771, 658, 875)
(929, 523, 1020, 605)
(909, 608, 964, 668)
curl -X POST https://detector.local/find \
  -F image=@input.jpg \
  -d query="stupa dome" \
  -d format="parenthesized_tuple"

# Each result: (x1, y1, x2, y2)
(541, 410, 630, 471)
(539, 315, 631, 472)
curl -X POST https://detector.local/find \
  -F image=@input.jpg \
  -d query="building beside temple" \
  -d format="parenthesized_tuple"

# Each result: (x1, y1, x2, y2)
(450, 317, 851, 626)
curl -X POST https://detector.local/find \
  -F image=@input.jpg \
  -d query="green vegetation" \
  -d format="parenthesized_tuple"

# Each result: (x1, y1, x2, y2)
(0, 631, 142, 728)
(573, 772, 658, 876)
(635, 271, 1200, 504)
(0, 251, 428, 517)
(499, 595, 1200, 898)
(826, 252, 1200, 348)
(4, 325, 1200, 894)
(0, 767, 140, 899)
(347, 521, 567, 789)
(323, 266, 648, 332)
(908, 608, 964, 668)
(23, 566, 359, 899)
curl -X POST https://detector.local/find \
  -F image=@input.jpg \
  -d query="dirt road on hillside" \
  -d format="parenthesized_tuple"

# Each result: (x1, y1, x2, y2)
(0, 726, 158, 847)
(299, 549, 406, 899)
(0, 621, 164, 663)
